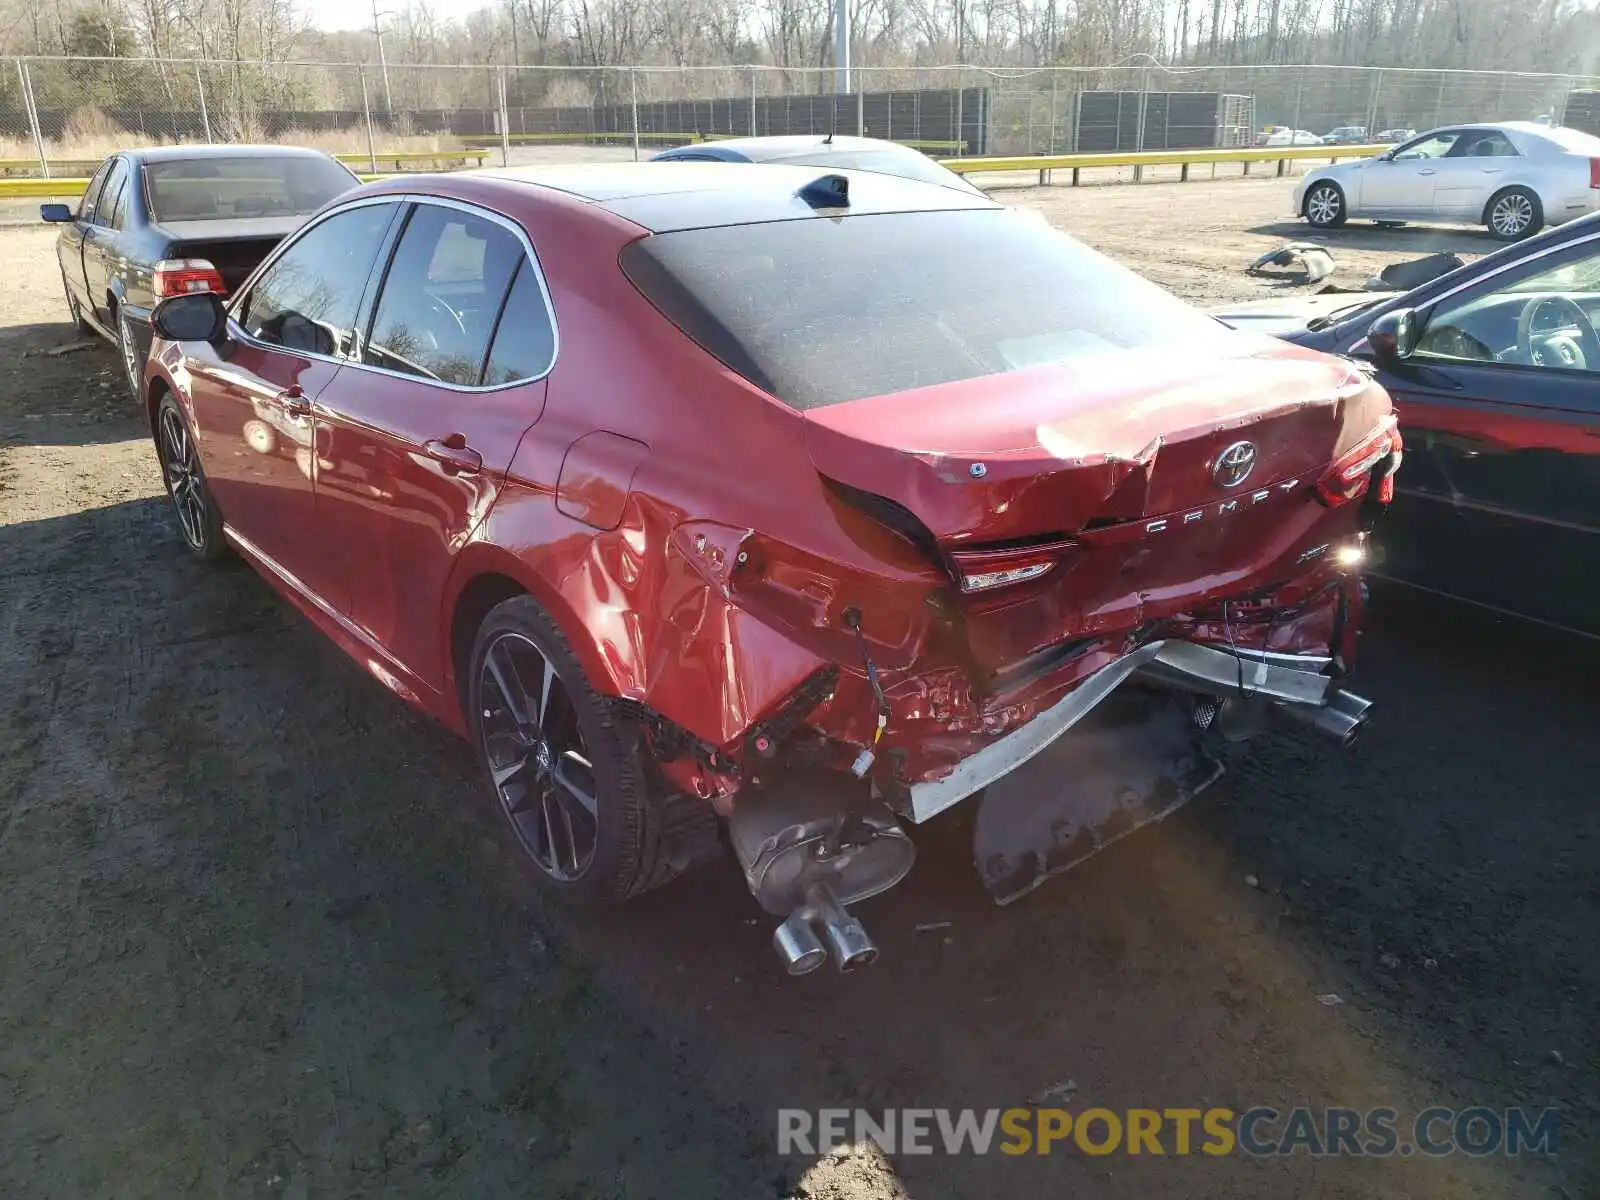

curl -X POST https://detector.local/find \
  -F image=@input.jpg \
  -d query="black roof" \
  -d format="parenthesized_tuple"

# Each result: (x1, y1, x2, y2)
(474, 161, 997, 233)
(123, 144, 343, 164)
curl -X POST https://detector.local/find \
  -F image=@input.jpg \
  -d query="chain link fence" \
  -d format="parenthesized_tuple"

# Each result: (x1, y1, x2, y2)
(3, 56, 1596, 177)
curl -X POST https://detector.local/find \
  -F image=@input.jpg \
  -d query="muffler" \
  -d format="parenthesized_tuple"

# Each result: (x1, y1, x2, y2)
(729, 771, 909, 976)
(1276, 689, 1372, 747)
(774, 882, 880, 975)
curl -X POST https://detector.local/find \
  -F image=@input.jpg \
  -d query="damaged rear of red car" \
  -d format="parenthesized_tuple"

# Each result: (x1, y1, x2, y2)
(537, 169, 1400, 971)
(146, 163, 1400, 978)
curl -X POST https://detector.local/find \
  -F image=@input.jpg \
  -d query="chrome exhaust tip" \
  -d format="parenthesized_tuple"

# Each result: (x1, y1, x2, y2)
(773, 911, 828, 976)
(806, 883, 879, 973)
(772, 883, 880, 975)
(1277, 689, 1372, 748)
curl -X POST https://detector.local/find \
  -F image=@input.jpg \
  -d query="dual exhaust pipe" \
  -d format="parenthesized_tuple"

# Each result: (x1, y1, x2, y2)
(772, 881, 879, 975)
(1276, 688, 1372, 748)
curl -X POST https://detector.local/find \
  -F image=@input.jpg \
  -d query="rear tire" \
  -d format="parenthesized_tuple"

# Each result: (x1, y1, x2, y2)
(467, 595, 682, 906)
(1485, 187, 1542, 241)
(155, 393, 228, 561)
(1304, 181, 1347, 229)
(117, 310, 145, 402)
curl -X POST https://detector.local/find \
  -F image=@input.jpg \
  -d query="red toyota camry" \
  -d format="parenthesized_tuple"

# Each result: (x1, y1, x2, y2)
(143, 163, 1401, 976)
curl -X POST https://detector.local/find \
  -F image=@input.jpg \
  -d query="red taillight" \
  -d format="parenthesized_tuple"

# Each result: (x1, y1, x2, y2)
(1316, 415, 1401, 507)
(1589, 157, 1600, 189)
(947, 539, 1075, 594)
(153, 258, 227, 300)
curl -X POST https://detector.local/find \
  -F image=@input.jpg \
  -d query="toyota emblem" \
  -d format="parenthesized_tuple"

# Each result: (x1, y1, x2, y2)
(1212, 441, 1257, 489)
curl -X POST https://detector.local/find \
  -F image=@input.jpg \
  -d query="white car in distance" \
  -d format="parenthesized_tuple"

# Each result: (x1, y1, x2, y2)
(1295, 121, 1600, 240)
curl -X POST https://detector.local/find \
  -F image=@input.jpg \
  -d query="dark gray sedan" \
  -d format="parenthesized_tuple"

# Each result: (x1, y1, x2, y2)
(41, 144, 359, 399)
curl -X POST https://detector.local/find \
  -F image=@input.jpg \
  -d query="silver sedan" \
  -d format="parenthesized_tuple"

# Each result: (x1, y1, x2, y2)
(1294, 121, 1600, 240)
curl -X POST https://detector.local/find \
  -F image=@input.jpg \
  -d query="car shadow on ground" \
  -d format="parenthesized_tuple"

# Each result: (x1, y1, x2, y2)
(1, 497, 1596, 1198)
(1248, 221, 1499, 257)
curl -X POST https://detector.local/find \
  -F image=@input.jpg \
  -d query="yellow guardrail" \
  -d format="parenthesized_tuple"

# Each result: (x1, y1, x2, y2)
(938, 142, 1389, 183)
(0, 141, 1392, 199)
(0, 173, 391, 199)
(335, 150, 490, 167)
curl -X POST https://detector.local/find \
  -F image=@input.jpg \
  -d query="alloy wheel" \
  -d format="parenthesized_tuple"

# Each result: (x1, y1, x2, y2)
(1307, 185, 1341, 225)
(1490, 193, 1533, 238)
(159, 405, 207, 550)
(477, 631, 599, 882)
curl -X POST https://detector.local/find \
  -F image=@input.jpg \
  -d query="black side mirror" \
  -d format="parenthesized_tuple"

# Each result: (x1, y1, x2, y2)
(1366, 308, 1417, 366)
(151, 292, 228, 345)
(39, 203, 72, 222)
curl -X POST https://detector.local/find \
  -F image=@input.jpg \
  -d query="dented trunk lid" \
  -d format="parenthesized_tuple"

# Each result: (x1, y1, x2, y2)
(804, 339, 1372, 544)
(804, 340, 1387, 673)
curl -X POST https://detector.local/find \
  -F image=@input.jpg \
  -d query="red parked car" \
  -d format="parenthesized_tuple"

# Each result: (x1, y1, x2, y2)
(143, 164, 1401, 976)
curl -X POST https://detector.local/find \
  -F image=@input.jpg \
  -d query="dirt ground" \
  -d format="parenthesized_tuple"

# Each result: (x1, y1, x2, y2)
(1, 173, 1596, 1200)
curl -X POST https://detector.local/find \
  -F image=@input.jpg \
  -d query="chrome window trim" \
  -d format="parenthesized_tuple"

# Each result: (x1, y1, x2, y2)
(226, 191, 561, 393)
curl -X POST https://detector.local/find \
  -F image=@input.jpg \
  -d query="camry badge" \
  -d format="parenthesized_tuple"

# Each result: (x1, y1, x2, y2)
(1212, 441, 1258, 489)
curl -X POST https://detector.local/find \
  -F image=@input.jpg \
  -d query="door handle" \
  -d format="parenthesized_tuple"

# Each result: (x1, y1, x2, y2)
(423, 434, 482, 475)
(1481, 168, 1502, 174)
(277, 384, 311, 417)
(1417, 169, 1436, 176)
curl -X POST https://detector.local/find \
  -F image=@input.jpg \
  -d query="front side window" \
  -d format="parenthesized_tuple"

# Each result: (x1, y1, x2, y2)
(1416, 244, 1600, 372)
(621, 207, 1232, 411)
(77, 158, 114, 222)
(239, 203, 397, 358)
(363, 204, 523, 386)
(1393, 132, 1461, 161)
(91, 160, 128, 228)
(143, 155, 358, 223)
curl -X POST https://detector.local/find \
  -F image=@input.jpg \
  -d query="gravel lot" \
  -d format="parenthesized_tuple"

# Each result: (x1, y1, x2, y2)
(1, 173, 1596, 1200)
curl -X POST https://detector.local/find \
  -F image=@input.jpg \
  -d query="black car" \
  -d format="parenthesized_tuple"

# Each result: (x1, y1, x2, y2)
(41, 145, 360, 399)
(1214, 218, 1600, 637)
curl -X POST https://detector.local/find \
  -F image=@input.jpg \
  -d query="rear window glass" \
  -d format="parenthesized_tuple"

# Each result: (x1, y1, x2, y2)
(1538, 126, 1600, 154)
(143, 156, 358, 223)
(620, 208, 1232, 411)
(776, 148, 977, 192)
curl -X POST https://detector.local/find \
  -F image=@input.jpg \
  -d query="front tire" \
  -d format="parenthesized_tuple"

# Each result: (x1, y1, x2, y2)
(1485, 187, 1542, 241)
(468, 595, 679, 905)
(1304, 181, 1347, 229)
(155, 393, 227, 560)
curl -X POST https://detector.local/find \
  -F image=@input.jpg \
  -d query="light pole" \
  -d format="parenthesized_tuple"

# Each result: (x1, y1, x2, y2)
(372, 0, 394, 114)
(833, 0, 850, 95)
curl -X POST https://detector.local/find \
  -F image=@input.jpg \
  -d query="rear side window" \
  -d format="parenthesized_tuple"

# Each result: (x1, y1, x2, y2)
(363, 204, 523, 386)
(482, 260, 557, 385)
(621, 208, 1230, 411)
(241, 203, 396, 357)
